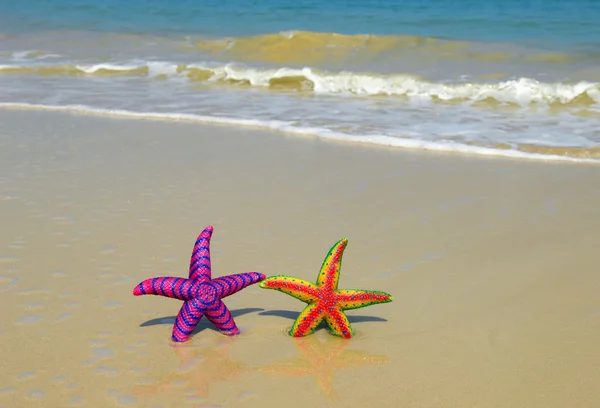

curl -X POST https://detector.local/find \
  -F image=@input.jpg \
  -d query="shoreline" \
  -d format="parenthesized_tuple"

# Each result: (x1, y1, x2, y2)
(1, 108, 600, 407)
(1, 103, 598, 165)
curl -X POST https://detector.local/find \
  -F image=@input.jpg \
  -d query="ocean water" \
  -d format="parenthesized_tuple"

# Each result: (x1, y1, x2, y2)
(1, 0, 600, 162)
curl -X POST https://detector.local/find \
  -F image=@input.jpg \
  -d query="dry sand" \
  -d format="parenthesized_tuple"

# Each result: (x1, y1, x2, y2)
(1, 108, 599, 408)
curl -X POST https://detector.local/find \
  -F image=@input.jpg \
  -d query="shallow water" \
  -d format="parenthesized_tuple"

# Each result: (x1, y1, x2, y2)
(1, 1, 600, 161)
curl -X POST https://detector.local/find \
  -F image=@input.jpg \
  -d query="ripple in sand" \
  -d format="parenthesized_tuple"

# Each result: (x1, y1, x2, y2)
(100, 246, 117, 255)
(83, 347, 115, 366)
(51, 215, 75, 225)
(0, 387, 15, 395)
(89, 339, 107, 348)
(93, 366, 119, 376)
(16, 315, 44, 325)
(377, 249, 449, 279)
(18, 288, 52, 296)
(0, 256, 20, 263)
(104, 301, 122, 309)
(116, 395, 138, 406)
(113, 277, 134, 285)
(51, 270, 69, 278)
(26, 302, 44, 309)
(65, 302, 81, 308)
(0, 276, 19, 292)
(237, 391, 257, 402)
(27, 390, 45, 398)
(67, 396, 85, 406)
(53, 375, 69, 383)
(17, 372, 36, 380)
(93, 348, 114, 359)
(55, 313, 73, 322)
(133, 378, 152, 387)
(7, 239, 27, 250)
(99, 264, 115, 271)
(0, 194, 21, 201)
(129, 368, 146, 376)
(186, 396, 205, 403)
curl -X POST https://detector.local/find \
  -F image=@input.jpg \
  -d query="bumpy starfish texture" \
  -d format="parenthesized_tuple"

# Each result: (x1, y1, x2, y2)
(259, 238, 392, 338)
(133, 226, 265, 342)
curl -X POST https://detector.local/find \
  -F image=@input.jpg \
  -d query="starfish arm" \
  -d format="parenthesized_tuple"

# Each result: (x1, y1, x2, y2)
(172, 298, 207, 342)
(290, 302, 326, 337)
(212, 272, 266, 299)
(323, 307, 354, 338)
(188, 226, 213, 282)
(316, 238, 348, 291)
(259, 276, 320, 303)
(335, 289, 393, 310)
(205, 299, 239, 335)
(132, 277, 194, 301)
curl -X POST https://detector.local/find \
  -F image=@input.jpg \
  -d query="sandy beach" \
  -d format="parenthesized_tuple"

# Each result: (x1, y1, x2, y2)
(1, 107, 600, 408)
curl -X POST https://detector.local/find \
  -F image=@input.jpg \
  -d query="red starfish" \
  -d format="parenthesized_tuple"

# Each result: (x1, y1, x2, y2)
(133, 225, 265, 342)
(260, 238, 393, 338)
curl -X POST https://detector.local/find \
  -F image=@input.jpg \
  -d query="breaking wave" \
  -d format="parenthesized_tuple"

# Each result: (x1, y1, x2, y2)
(1, 61, 599, 108)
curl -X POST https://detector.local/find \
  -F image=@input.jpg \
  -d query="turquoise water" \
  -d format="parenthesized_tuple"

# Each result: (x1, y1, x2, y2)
(1, 0, 600, 161)
(2, 0, 600, 47)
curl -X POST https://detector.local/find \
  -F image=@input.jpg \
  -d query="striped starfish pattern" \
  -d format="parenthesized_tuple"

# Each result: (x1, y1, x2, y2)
(133, 225, 265, 342)
(260, 238, 393, 338)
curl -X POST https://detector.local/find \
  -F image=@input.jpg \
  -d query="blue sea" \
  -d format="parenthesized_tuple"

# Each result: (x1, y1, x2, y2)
(1, 0, 600, 161)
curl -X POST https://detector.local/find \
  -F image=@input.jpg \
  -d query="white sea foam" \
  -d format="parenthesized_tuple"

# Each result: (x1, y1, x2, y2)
(196, 64, 600, 105)
(10, 50, 62, 61)
(11, 51, 35, 60)
(0, 102, 597, 164)
(74, 63, 143, 73)
(1, 60, 599, 106)
(1, 45, 598, 164)
(146, 61, 179, 77)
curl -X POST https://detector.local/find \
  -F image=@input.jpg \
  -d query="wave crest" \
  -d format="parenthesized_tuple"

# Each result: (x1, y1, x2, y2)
(192, 31, 447, 64)
(1, 61, 598, 108)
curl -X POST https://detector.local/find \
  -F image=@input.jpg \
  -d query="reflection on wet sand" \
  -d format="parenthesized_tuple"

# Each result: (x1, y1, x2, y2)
(134, 337, 251, 404)
(261, 335, 388, 400)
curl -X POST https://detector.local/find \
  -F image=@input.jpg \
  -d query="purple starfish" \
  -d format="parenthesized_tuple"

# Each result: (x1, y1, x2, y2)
(133, 225, 265, 342)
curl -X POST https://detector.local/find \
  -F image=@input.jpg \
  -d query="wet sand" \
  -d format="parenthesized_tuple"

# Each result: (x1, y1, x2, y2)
(1, 108, 600, 408)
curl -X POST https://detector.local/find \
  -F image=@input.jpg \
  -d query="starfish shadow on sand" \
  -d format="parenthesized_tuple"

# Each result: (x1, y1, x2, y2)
(140, 307, 264, 337)
(259, 309, 387, 324)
